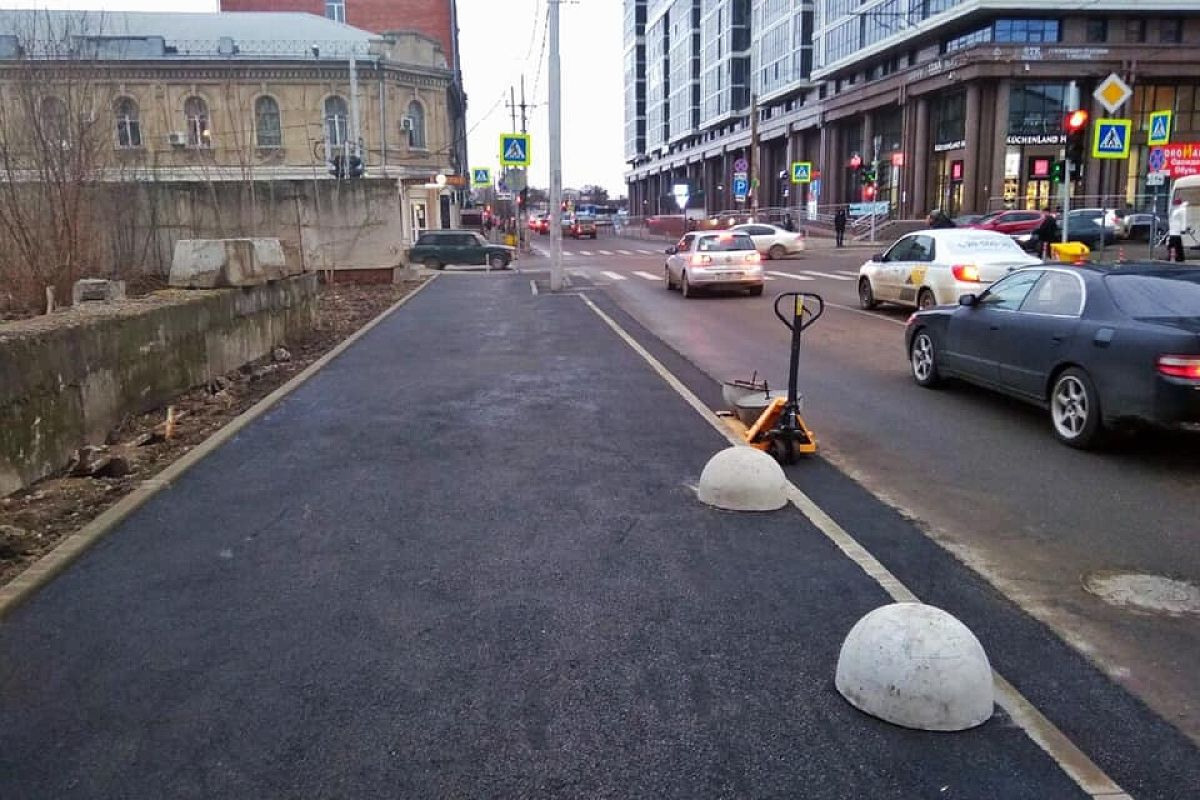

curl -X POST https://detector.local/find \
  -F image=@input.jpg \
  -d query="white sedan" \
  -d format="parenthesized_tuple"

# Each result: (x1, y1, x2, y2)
(857, 229, 1042, 311)
(731, 223, 806, 259)
(664, 231, 765, 297)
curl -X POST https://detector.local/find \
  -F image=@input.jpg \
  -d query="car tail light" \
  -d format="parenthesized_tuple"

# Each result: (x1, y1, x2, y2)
(745, 251, 761, 263)
(1156, 355, 1200, 380)
(951, 264, 981, 282)
(691, 253, 713, 266)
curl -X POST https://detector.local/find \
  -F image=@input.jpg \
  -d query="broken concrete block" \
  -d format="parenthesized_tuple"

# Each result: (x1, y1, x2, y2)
(169, 238, 296, 289)
(72, 279, 126, 305)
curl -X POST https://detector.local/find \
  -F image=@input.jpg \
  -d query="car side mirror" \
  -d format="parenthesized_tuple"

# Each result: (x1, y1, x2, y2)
(665, 247, 677, 255)
(871, 253, 884, 262)
(958, 293, 979, 307)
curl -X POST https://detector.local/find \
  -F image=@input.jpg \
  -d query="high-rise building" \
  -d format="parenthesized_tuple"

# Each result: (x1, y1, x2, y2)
(626, 1, 1200, 221)
(624, 1, 647, 161)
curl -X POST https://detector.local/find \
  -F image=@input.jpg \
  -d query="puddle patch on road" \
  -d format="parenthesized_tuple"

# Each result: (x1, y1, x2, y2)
(1083, 570, 1200, 615)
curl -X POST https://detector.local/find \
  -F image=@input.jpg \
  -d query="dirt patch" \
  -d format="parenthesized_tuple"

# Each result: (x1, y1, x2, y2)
(0, 280, 426, 589)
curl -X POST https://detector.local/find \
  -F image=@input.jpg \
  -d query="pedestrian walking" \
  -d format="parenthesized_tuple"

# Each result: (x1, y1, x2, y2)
(783, 213, 795, 232)
(1169, 197, 1188, 262)
(833, 208, 847, 247)
(1035, 210, 1059, 259)
(926, 209, 956, 229)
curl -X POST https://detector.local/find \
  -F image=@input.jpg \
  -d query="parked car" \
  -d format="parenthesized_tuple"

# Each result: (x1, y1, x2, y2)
(407, 229, 514, 270)
(730, 223, 806, 259)
(905, 263, 1200, 448)
(969, 209, 1050, 239)
(663, 231, 764, 298)
(1069, 207, 1129, 238)
(952, 213, 985, 227)
(1060, 211, 1120, 250)
(857, 229, 1041, 311)
(567, 214, 598, 239)
(1124, 212, 1168, 242)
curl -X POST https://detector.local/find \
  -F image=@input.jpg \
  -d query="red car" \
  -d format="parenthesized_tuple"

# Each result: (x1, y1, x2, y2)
(969, 209, 1049, 236)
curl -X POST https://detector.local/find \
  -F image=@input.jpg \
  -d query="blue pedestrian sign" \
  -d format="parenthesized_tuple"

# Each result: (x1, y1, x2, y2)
(1092, 118, 1131, 160)
(1148, 110, 1173, 147)
(471, 167, 491, 187)
(732, 172, 750, 200)
(499, 133, 531, 166)
(791, 161, 812, 184)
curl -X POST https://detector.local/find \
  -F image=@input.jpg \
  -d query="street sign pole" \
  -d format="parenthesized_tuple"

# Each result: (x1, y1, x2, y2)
(1062, 81, 1077, 245)
(548, 0, 563, 291)
(871, 135, 881, 244)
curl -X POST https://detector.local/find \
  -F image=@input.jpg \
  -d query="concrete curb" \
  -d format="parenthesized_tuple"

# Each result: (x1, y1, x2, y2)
(0, 276, 439, 621)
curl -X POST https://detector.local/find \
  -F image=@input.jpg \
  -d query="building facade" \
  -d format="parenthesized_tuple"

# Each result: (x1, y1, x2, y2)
(626, 0, 1200, 220)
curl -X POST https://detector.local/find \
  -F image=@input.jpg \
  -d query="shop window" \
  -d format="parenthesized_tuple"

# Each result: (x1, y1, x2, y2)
(1086, 18, 1107, 44)
(932, 91, 966, 146)
(1160, 19, 1183, 44)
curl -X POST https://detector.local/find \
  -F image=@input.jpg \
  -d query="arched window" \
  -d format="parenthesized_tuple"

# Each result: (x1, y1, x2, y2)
(114, 97, 141, 149)
(40, 96, 69, 147)
(406, 99, 426, 149)
(255, 95, 282, 149)
(184, 96, 210, 147)
(324, 95, 348, 148)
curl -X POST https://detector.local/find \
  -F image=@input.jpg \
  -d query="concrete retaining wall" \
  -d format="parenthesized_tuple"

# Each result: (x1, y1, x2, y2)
(0, 274, 318, 496)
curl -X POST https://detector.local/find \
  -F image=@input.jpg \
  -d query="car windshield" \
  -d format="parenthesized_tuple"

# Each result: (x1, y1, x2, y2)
(697, 234, 756, 251)
(1106, 272, 1200, 319)
(976, 211, 1003, 223)
(944, 234, 1027, 261)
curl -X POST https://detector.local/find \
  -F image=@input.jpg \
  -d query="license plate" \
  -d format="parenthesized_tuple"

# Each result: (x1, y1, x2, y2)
(719, 271, 743, 279)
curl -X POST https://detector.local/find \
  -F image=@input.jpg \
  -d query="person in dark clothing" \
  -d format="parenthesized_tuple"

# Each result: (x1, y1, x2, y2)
(783, 214, 795, 232)
(926, 209, 956, 229)
(1035, 212, 1059, 258)
(833, 208, 847, 247)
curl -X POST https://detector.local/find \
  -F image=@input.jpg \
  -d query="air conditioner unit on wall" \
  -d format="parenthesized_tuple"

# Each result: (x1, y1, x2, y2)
(400, 116, 415, 131)
(168, 131, 187, 147)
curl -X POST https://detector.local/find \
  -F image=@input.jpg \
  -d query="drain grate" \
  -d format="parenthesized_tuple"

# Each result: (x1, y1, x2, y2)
(1084, 571, 1200, 615)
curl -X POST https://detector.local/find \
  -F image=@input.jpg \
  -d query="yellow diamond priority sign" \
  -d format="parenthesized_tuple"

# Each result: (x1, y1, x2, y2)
(1094, 73, 1132, 115)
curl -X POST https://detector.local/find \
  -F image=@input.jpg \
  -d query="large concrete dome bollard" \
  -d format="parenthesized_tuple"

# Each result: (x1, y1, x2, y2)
(697, 446, 788, 512)
(835, 603, 994, 731)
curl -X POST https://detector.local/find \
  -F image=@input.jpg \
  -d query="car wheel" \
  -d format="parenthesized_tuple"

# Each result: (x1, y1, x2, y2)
(917, 288, 937, 310)
(769, 244, 786, 260)
(1050, 367, 1103, 449)
(664, 266, 675, 290)
(681, 272, 694, 298)
(747, 284, 764, 296)
(423, 258, 442, 271)
(909, 329, 941, 388)
(858, 277, 879, 310)
(488, 254, 508, 270)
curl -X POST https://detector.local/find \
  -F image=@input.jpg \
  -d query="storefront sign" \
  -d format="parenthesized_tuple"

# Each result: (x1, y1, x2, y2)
(934, 140, 965, 153)
(1159, 143, 1200, 178)
(1005, 134, 1065, 146)
(1029, 157, 1052, 178)
(950, 160, 964, 182)
(1004, 152, 1021, 179)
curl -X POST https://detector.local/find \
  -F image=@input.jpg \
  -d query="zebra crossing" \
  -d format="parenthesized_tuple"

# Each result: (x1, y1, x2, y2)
(570, 268, 860, 284)
(572, 248, 662, 257)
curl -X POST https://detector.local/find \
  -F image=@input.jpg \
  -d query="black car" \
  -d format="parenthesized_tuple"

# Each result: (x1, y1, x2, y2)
(407, 230, 514, 270)
(1124, 212, 1168, 243)
(1061, 212, 1118, 249)
(905, 263, 1200, 448)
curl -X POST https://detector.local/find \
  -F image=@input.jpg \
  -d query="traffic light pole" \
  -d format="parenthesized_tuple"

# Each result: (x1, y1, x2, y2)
(1062, 81, 1078, 245)
(548, 0, 564, 291)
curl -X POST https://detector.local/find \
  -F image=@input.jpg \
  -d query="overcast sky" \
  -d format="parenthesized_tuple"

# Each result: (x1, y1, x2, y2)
(0, 0, 626, 195)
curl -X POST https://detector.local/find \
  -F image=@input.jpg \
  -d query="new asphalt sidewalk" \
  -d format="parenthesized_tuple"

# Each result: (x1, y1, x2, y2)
(0, 271, 1195, 798)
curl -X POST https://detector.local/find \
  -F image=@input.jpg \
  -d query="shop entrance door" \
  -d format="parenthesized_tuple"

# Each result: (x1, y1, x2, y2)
(1025, 179, 1052, 210)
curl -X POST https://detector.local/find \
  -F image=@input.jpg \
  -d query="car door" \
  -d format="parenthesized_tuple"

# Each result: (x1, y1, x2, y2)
(668, 234, 693, 281)
(995, 270, 1085, 400)
(896, 235, 935, 306)
(462, 233, 489, 265)
(745, 225, 775, 253)
(874, 236, 917, 300)
(944, 269, 1044, 385)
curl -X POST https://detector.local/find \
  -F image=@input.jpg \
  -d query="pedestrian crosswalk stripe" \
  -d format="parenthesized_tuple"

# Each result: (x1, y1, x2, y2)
(802, 270, 855, 281)
(768, 270, 814, 281)
(617, 250, 633, 255)
(600, 270, 627, 281)
(597, 250, 614, 255)
(579, 250, 593, 256)
(633, 271, 659, 280)
(837, 270, 859, 277)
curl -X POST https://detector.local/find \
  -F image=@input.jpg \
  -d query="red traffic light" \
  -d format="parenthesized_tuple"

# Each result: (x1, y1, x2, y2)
(849, 154, 863, 169)
(1065, 109, 1089, 133)
(863, 184, 876, 199)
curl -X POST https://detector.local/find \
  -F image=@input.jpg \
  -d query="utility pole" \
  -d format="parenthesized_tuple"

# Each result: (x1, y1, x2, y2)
(519, 76, 530, 252)
(871, 134, 881, 244)
(750, 94, 759, 220)
(549, 0, 564, 291)
(1062, 80, 1078, 244)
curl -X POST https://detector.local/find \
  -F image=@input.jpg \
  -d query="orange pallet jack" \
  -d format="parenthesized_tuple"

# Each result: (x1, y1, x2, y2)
(719, 292, 824, 464)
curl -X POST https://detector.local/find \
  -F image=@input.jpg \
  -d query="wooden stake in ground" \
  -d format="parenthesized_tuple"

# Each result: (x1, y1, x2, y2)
(164, 406, 177, 440)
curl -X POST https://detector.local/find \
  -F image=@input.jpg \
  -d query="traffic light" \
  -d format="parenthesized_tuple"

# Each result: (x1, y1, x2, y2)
(860, 168, 876, 185)
(1050, 160, 1065, 184)
(863, 183, 877, 200)
(1064, 109, 1089, 164)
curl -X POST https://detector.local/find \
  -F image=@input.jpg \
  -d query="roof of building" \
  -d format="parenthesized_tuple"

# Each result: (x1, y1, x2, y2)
(0, 10, 375, 61)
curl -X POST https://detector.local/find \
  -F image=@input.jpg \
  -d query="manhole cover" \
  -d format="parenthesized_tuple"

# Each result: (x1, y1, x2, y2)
(1083, 571, 1200, 615)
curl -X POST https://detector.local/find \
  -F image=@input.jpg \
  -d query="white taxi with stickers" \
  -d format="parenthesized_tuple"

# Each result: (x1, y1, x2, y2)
(857, 229, 1042, 311)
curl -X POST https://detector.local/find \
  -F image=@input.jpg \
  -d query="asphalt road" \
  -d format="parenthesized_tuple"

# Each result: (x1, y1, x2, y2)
(566, 233, 1200, 744)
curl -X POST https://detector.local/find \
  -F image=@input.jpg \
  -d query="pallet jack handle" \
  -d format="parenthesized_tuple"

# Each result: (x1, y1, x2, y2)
(773, 292, 824, 409)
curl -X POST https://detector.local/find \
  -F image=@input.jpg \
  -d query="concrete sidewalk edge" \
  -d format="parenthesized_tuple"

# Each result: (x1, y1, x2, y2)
(0, 276, 439, 621)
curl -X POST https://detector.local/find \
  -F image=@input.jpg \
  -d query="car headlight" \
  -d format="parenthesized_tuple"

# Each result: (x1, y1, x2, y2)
(1016, 233, 1032, 242)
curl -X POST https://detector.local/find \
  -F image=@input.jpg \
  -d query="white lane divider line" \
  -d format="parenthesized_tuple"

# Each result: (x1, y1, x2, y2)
(600, 270, 628, 281)
(633, 271, 660, 281)
(767, 270, 814, 281)
(802, 270, 856, 281)
(617, 249, 634, 255)
(838, 270, 861, 277)
(579, 250, 594, 256)
(578, 292, 1129, 800)
(638, 249, 657, 255)
(763, 276, 776, 281)
(597, 250, 614, 256)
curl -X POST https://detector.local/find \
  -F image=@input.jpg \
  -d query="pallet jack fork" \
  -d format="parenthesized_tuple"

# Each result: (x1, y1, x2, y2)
(720, 292, 824, 464)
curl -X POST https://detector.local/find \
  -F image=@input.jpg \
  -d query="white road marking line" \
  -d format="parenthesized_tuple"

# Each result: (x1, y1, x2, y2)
(600, 270, 628, 281)
(617, 249, 634, 255)
(633, 271, 660, 281)
(638, 249, 657, 255)
(825, 302, 908, 327)
(838, 270, 861, 277)
(597, 250, 614, 256)
(577, 292, 1129, 800)
(801, 270, 856, 281)
(763, 276, 776, 281)
(579, 250, 594, 256)
(767, 270, 814, 281)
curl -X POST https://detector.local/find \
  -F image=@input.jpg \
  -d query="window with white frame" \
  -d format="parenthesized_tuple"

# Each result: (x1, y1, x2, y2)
(114, 96, 141, 148)
(325, 1, 346, 23)
(255, 95, 282, 149)
(406, 100, 426, 149)
(184, 96, 210, 147)
(40, 96, 69, 148)
(325, 95, 349, 148)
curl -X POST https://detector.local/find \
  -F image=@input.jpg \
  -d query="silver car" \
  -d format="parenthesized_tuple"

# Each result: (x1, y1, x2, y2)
(664, 231, 765, 298)
(731, 223, 806, 259)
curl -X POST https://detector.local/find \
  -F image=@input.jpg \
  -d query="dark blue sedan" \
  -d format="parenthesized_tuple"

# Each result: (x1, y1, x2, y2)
(905, 263, 1200, 448)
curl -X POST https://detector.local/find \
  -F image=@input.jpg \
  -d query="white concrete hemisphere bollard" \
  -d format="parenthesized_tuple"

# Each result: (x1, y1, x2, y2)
(835, 602, 994, 732)
(697, 445, 788, 512)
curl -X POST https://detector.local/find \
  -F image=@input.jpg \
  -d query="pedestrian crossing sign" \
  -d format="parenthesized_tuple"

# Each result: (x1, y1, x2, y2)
(791, 161, 812, 184)
(499, 133, 531, 166)
(1092, 118, 1132, 159)
(471, 167, 491, 187)
(1148, 110, 1173, 147)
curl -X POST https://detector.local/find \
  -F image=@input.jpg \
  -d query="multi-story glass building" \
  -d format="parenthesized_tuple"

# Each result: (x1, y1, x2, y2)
(626, 0, 1200, 220)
